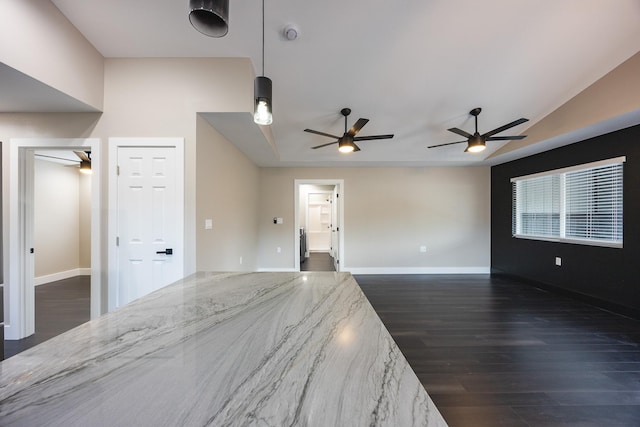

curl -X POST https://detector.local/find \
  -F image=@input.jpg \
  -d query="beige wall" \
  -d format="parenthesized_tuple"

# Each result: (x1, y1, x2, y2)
(32, 157, 91, 278)
(34, 158, 80, 277)
(196, 115, 260, 271)
(94, 57, 255, 275)
(0, 0, 104, 110)
(258, 167, 491, 272)
(79, 171, 91, 268)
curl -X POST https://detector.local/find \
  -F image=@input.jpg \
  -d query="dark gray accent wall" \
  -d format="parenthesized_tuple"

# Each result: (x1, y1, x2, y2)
(491, 124, 640, 317)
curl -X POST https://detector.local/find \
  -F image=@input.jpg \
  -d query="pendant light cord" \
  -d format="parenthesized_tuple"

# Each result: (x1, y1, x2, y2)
(261, 0, 265, 76)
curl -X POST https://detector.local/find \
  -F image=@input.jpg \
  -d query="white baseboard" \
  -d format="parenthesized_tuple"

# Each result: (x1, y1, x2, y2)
(257, 268, 298, 272)
(345, 267, 491, 275)
(35, 268, 91, 286)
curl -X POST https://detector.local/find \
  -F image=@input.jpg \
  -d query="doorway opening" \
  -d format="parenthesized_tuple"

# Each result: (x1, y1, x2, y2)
(294, 179, 344, 272)
(4, 138, 101, 341)
(33, 149, 92, 287)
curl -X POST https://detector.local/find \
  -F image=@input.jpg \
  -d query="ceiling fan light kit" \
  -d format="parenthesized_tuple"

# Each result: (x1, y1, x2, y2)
(428, 107, 528, 153)
(76, 150, 93, 174)
(338, 135, 356, 153)
(254, 0, 273, 125)
(465, 134, 486, 153)
(188, 0, 229, 38)
(79, 160, 92, 174)
(305, 107, 393, 153)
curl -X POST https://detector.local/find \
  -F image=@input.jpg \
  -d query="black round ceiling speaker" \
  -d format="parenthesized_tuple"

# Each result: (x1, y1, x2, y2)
(189, 0, 229, 37)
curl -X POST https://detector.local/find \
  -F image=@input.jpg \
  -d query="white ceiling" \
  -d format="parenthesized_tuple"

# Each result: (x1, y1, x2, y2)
(20, 1, 640, 165)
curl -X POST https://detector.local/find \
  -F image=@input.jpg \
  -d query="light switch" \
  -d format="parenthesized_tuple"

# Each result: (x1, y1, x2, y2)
(205, 219, 213, 230)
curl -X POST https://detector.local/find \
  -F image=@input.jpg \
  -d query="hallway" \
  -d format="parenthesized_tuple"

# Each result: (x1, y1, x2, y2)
(300, 252, 335, 272)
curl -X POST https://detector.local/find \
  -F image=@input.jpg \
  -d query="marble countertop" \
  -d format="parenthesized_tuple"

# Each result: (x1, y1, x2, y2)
(0, 272, 447, 426)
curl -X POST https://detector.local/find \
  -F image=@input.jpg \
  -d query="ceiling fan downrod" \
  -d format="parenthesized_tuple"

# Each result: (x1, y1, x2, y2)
(341, 108, 351, 133)
(470, 107, 481, 135)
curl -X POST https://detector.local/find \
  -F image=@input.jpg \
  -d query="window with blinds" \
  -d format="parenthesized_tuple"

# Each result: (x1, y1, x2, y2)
(511, 157, 624, 248)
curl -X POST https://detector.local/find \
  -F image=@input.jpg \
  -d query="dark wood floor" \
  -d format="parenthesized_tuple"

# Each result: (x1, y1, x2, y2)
(3, 276, 90, 359)
(300, 252, 336, 272)
(356, 274, 640, 427)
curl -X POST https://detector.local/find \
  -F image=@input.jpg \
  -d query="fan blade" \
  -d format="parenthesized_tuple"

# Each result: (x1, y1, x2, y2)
(447, 127, 473, 138)
(427, 140, 467, 149)
(482, 118, 528, 138)
(311, 140, 339, 149)
(74, 151, 90, 162)
(353, 134, 394, 141)
(347, 118, 369, 136)
(352, 142, 361, 152)
(304, 129, 341, 139)
(486, 135, 527, 141)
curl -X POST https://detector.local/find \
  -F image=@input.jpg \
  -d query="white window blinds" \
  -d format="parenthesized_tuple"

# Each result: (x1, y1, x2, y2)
(511, 157, 625, 248)
(512, 175, 560, 237)
(565, 163, 623, 242)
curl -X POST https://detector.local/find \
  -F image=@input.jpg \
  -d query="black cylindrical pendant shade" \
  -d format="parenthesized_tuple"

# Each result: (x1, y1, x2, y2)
(254, 76, 272, 100)
(254, 76, 273, 125)
(189, 0, 229, 37)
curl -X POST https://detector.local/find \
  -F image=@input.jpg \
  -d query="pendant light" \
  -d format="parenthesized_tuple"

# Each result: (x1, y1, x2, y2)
(188, 0, 229, 38)
(254, 0, 273, 125)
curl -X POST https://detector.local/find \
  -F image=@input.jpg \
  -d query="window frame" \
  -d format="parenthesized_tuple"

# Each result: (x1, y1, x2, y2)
(511, 156, 625, 249)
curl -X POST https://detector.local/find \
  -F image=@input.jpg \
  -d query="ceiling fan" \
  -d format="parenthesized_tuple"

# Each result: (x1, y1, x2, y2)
(74, 151, 92, 174)
(428, 108, 528, 153)
(34, 150, 92, 173)
(304, 108, 394, 153)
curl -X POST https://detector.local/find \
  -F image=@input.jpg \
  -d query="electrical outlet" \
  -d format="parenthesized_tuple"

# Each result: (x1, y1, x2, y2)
(239, 256, 243, 265)
(555, 256, 562, 266)
(277, 247, 281, 253)
(205, 219, 213, 230)
(420, 246, 427, 253)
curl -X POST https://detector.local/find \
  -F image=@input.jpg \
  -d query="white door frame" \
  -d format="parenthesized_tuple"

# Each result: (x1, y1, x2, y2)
(3, 138, 101, 340)
(107, 137, 185, 312)
(294, 179, 344, 272)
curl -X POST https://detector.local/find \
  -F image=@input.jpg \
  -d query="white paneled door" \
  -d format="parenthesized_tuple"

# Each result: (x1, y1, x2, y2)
(116, 146, 182, 307)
